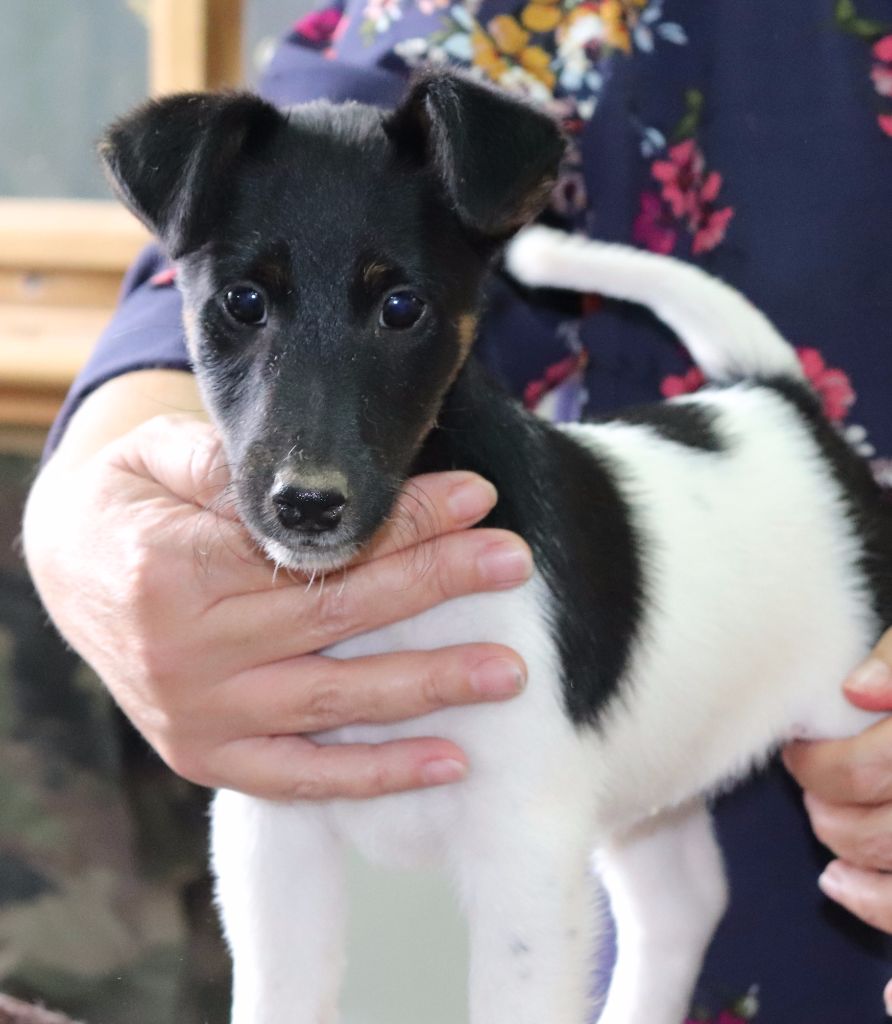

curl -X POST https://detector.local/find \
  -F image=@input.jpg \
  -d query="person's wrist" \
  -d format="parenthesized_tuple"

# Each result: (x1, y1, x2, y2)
(50, 368, 205, 471)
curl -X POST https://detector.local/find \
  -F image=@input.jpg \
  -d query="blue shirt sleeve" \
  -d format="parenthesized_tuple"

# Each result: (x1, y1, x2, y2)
(44, 245, 190, 457)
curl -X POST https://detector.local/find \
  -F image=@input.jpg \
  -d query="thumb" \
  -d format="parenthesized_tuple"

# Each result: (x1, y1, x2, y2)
(107, 414, 237, 517)
(843, 628, 892, 712)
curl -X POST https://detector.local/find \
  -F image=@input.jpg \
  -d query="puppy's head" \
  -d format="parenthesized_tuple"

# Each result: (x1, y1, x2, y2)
(100, 72, 564, 571)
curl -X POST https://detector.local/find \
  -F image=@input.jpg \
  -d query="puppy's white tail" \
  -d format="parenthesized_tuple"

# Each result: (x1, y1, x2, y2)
(505, 225, 804, 384)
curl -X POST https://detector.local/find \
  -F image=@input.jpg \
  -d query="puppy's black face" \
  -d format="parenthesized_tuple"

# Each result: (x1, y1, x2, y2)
(178, 109, 487, 568)
(101, 75, 564, 571)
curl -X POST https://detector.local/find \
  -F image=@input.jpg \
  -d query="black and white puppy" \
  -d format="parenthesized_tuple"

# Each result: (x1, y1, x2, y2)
(100, 71, 892, 1024)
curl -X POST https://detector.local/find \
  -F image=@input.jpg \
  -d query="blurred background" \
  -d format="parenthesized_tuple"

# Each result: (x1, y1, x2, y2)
(0, 3, 467, 1022)
(0, 0, 311, 199)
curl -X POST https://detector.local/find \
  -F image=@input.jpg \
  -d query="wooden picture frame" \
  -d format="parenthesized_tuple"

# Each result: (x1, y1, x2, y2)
(0, 0, 245, 436)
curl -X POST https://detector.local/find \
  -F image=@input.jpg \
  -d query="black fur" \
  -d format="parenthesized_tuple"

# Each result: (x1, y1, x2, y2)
(416, 360, 644, 726)
(100, 92, 285, 258)
(604, 401, 725, 452)
(384, 70, 566, 240)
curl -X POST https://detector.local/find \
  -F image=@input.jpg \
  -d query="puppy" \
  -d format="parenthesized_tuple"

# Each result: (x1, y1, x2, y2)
(100, 71, 892, 1024)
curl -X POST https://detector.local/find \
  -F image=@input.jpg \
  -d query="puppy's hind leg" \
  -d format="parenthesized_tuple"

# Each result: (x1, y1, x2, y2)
(212, 790, 347, 1024)
(595, 800, 728, 1024)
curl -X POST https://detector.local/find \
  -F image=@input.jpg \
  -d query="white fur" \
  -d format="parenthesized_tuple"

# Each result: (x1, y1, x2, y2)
(505, 225, 804, 384)
(212, 232, 885, 1023)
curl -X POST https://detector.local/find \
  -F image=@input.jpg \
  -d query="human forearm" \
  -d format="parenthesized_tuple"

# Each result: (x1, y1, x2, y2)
(23, 376, 530, 799)
(45, 367, 205, 469)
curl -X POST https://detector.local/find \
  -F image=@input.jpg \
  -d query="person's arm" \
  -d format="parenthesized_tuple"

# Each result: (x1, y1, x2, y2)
(24, 369, 532, 799)
(47, 367, 206, 463)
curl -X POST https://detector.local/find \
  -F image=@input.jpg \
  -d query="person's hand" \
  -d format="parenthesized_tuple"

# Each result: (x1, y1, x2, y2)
(23, 377, 532, 801)
(783, 630, 892, 947)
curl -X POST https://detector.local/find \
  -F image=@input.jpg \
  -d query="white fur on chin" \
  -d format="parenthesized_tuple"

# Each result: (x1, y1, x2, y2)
(262, 537, 359, 575)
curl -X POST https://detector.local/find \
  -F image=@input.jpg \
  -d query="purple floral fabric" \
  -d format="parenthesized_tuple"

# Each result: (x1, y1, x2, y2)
(274, 0, 892, 491)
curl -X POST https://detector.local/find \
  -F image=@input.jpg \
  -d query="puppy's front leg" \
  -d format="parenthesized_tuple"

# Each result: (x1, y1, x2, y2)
(212, 790, 347, 1024)
(453, 803, 605, 1024)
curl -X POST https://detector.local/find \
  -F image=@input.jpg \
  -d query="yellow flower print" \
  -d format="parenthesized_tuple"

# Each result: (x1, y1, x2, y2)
(487, 14, 530, 55)
(600, 0, 632, 53)
(521, 2, 562, 33)
(394, 0, 688, 129)
(472, 29, 510, 78)
(476, 13, 557, 91)
(519, 43, 556, 88)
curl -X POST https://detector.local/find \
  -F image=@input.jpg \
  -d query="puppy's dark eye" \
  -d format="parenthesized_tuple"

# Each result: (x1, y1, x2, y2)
(380, 291, 425, 330)
(223, 284, 267, 326)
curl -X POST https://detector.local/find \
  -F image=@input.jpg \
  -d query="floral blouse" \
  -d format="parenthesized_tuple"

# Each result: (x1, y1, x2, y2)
(52, 2, 892, 1020)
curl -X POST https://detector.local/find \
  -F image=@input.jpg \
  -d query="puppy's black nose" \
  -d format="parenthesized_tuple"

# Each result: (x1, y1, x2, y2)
(273, 486, 346, 532)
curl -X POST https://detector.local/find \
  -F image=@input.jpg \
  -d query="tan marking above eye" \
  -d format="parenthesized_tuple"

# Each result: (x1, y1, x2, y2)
(363, 262, 391, 286)
(458, 314, 478, 355)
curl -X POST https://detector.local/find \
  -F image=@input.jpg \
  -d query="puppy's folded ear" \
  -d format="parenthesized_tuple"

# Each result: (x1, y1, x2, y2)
(99, 92, 286, 258)
(385, 70, 565, 241)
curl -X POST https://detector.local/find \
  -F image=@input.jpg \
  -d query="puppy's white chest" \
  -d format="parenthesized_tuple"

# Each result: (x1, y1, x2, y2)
(316, 574, 580, 867)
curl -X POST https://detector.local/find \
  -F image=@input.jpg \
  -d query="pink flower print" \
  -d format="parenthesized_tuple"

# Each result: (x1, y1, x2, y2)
(649, 140, 734, 253)
(796, 347, 855, 422)
(651, 139, 704, 220)
(417, 0, 449, 13)
(873, 34, 892, 63)
(872, 34, 892, 133)
(872, 64, 892, 96)
(716, 1013, 748, 1024)
(294, 6, 343, 45)
(633, 192, 678, 254)
(524, 379, 548, 408)
(660, 365, 705, 399)
(149, 267, 176, 288)
(688, 164, 734, 251)
(523, 352, 588, 411)
(691, 203, 734, 254)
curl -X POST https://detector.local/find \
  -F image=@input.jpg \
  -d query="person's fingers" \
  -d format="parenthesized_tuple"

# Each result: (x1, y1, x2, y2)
(108, 414, 235, 513)
(817, 859, 892, 934)
(803, 794, 892, 870)
(100, 415, 284, 590)
(109, 419, 508, 597)
(843, 628, 892, 712)
(219, 644, 527, 736)
(783, 716, 892, 805)
(210, 734, 469, 800)
(212, 528, 534, 667)
(355, 472, 498, 562)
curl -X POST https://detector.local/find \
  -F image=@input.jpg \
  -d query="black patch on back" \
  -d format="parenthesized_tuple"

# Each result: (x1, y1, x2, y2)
(761, 377, 892, 632)
(596, 401, 725, 452)
(416, 360, 644, 727)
